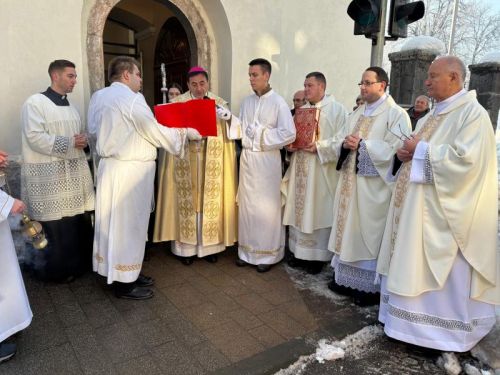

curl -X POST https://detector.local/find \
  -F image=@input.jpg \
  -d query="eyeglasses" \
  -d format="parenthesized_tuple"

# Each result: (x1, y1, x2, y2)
(386, 122, 411, 141)
(357, 81, 382, 87)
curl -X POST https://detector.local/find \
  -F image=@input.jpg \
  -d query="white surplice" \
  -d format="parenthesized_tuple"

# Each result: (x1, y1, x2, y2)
(317, 95, 410, 292)
(89, 82, 186, 284)
(231, 89, 295, 265)
(282, 95, 348, 261)
(0, 190, 32, 342)
(377, 90, 499, 351)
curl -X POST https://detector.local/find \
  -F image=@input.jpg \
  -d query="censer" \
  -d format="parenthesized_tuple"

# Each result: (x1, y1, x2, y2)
(0, 168, 48, 250)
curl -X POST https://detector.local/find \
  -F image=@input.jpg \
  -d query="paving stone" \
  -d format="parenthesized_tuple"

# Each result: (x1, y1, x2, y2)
(188, 275, 221, 295)
(260, 287, 299, 306)
(46, 283, 78, 306)
(191, 341, 230, 372)
(205, 290, 242, 312)
(114, 354, 163, 375)
(70, 283, 109, 305)
(276, 299, 319, 331)
(81, 298, 123, 329)
(226, 308, 263, 330)
(95, 321, 148, 364)
(151, 341, 204, 375)
(179, 301, 233, 332)
(131, 318, 176, 348)
(166, 316, 208, 347)
(160, 283, 210, 309)
(192, 260, 222, 278)
(203, 321, 264, 362)
(236, 293, 275, 315)
(65, 323, 117, 375)
(121, 304, 158, 326)
(259, 309, 308, 340)
(248, 324, 286, 348)
(15, 311, 68, 357)
(55, 301, 88, 328)
(0, 343, 82, 375)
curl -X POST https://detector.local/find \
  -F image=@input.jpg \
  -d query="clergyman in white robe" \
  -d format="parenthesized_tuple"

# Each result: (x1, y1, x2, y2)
(231, 88, 296, 266)
(0, 189, 32, 346)
(89, 82, 190, 287)
(282, 95, 347, 264)
(377, 88, 500, 352)
(317, 94, 410, 295)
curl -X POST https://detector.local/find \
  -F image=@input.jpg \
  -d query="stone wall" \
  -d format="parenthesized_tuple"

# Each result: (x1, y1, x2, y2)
(388, 49, 437, 106)
(469, 62, 500, 131)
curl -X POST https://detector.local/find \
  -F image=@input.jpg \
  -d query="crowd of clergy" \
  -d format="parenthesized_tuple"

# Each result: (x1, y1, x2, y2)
(1, 53, 499, 364)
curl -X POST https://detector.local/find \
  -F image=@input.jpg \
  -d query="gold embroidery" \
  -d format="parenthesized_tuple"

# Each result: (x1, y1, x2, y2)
(294, 151, 309, 227)
(298, 238, 318, 248)
(390, 116, 442, 255)
(239, 244, 281, 255)
(115, 264, 142, 272)
(335, 116, 374, 252)
(95, 254, 104, 263)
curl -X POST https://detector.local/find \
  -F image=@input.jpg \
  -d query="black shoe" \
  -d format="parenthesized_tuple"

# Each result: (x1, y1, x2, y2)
(287, 256, 303, 268)
(180, 256, 194, 266)
(327, 279, 355, 296)
(305, 261, 324, 275)
(115, 286, 154, 300)
(235, 258, 247, 267)
(352, 290, 380, 307)
(136, 274, 154, 287)
(0, 342, 16, 363)
(256, 264, 272, 273)
(205, 254, 218, 263)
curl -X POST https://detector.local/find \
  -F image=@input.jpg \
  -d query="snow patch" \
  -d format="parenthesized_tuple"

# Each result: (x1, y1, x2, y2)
(480, 52, 500, 64)
(437, 352, 462, 375)
(285, 265, 349, 304)
(399, 36, 446, 54)
(275, 325, 384, 374)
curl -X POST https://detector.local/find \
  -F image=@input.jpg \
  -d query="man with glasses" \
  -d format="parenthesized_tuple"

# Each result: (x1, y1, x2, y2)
(291, 90, 306, 116)
(317, 66, 411, 305)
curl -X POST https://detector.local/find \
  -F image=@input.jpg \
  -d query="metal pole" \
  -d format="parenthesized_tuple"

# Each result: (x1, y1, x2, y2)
(370, 0, 389, 66)
(448, 0, 459, 54)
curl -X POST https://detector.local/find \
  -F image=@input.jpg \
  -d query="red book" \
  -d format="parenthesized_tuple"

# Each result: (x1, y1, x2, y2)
(154, 99, 217, 137)
(290, 108, 319, 149)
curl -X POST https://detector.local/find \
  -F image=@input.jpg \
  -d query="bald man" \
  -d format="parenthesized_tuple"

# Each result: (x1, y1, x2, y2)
(407, 95, 430, 130)
(377, 56, 499, 352)
(291, 90, 306, 116)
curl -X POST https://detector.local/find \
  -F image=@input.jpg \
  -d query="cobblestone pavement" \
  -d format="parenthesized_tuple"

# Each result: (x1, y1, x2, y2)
(0, 245, 494, 375)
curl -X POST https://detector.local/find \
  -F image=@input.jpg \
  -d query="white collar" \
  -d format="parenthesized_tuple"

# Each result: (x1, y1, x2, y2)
(364, 93, 388, 116)
(433, 89, 467, 115)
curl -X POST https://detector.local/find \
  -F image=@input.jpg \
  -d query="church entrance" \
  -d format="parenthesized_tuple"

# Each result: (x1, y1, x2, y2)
(101, 0, 196, 106)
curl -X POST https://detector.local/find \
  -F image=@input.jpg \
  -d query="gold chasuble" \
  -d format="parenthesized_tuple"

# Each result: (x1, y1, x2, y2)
(153, 91, 238, 251)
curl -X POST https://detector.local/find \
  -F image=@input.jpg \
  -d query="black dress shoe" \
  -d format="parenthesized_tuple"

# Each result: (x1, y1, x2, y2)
(287, 256, 303, 268)
(115, 286, 154, 300)
(235, 258, 247, 267)
(305, 261, 324, 275)
(205, 254, 218, 263)
(0, 342, 16, 363)
(136, 274, 154, 287)
(352, 290, 380, 307)
(327, 279, 355, 296)
(256, 264, 272, 273)
(180, 256, 194, 266)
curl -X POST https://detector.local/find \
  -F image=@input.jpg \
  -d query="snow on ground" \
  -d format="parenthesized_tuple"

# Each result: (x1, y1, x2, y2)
(480, 51, 500, 64)
(284, 265, 349, 304)
(437, 353, 462, 375)
(274, 325, 384, 375)
(399, 35, 446, 54)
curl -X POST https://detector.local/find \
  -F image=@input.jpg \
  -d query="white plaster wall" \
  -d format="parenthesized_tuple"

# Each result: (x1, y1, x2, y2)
(220, 0, 371, 113)
(0, 0, 86, 155)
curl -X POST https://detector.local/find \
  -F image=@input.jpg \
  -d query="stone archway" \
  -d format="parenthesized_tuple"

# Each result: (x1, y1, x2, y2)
(86, 0, 213, 94)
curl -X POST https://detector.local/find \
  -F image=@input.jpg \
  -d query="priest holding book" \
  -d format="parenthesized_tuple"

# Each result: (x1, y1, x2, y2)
(282, 72, 348, 274)
(153, 66, 239, 265)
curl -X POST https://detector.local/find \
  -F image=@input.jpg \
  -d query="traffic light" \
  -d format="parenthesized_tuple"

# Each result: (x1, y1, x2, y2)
(388, 0, 425, 38)
(347, 0, 382, 37)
